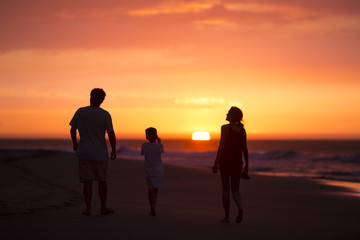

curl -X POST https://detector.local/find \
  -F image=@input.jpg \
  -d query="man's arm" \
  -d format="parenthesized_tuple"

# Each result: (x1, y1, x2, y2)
(70, 126, 78, 151)
(108, 131, 117, 160)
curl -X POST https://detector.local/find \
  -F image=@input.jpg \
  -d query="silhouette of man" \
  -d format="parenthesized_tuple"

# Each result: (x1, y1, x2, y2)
(70, 88, 116, 216)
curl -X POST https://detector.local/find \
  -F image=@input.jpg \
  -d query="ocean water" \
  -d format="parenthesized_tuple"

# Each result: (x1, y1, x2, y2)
(1, 138, 360, 183)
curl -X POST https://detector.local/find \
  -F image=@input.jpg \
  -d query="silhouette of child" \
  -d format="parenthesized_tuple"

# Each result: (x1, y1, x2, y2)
(140, 127, 164, 216)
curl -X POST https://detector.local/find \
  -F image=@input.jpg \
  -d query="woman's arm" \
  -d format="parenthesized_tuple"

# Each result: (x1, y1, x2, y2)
(212, 125, 228, 173)
(242, 129, 249, 170)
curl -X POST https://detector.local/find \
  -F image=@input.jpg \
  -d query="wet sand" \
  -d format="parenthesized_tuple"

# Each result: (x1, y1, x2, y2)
(0, 149, 359, 240)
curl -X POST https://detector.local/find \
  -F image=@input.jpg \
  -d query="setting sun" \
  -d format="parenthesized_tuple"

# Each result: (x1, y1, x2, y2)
(192, 131, 211, 141)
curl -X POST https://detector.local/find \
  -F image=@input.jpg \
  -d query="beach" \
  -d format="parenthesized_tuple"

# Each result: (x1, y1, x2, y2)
(1, 149, 359, 240)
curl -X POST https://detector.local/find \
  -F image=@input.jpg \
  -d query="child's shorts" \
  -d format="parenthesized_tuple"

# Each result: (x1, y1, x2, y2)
(79, 159, 108, 182)
(145, 176, 162, 189)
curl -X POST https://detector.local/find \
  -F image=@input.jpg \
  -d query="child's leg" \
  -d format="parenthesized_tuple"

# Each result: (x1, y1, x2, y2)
(148, 188, 153, 209)
(149, 188, 158, 216)
(153, 188, 158, 206)
(146, 177, 154, 209)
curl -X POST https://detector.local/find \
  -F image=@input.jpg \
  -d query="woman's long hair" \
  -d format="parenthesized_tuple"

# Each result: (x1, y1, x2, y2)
(228, 106, 244, 128)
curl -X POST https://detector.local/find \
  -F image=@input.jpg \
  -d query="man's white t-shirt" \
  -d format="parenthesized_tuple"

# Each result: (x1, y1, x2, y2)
(70, 106, 114, 160)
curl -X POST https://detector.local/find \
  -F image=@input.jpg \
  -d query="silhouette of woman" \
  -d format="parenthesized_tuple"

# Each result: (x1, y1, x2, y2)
(212, 106, 249, 223)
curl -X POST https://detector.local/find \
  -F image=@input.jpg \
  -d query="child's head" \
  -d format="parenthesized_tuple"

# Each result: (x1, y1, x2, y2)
(145, 127, 158, 142)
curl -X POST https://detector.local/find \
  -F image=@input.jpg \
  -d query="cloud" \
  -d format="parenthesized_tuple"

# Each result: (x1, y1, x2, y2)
(0, 48, 196, 76)
(172, 97, 246, 111)
(55, 11, 76, 20)
(224, 2, 317, 20)
(193, 18, 237, 30)
(127, 0, 219, 16)
(173, 97, 225, 107)
(283, 15, 360, 35)
(1, 0, 359, 52)
(225, 2, 297, 13)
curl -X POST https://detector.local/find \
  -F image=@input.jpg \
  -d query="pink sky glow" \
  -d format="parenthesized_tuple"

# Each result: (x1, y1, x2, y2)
(0, 0, 359, 139)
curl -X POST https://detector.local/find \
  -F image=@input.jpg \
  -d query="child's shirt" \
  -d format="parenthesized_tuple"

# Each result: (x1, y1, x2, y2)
(141, 142, 164, 177)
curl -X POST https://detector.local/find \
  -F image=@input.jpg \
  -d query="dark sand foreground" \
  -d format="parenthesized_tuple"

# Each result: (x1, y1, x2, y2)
(1, 149, 359, 240)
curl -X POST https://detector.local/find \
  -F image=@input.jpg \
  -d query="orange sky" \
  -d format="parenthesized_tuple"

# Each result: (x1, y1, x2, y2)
(0, 0, 359, 139)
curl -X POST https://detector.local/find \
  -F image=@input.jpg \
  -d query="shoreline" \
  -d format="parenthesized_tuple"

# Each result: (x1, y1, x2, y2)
(1, 148, 360, 195)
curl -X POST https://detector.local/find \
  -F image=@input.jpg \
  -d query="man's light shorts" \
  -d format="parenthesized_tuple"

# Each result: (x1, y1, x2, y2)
(79, 159, 108, 182)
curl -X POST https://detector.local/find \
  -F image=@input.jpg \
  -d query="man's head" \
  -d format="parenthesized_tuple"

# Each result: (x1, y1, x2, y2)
(90, 88, 106, 107)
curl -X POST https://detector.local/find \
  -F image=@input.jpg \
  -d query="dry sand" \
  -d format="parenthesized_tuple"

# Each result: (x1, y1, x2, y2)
(1, 149, 359, 240)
